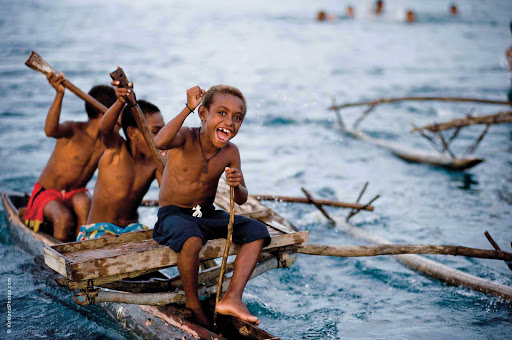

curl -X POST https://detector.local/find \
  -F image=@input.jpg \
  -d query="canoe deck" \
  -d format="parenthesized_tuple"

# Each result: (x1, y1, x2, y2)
(44, 227, 308, 289)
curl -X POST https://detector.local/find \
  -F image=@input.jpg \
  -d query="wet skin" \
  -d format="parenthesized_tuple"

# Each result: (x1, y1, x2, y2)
(87, 84, 164, 227)
(38, 72, 108, 241)
(155, 88, 263, 325)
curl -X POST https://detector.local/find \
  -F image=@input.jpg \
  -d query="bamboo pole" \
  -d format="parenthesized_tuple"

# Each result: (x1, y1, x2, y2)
(214, 186, 235, 327)
(110, 68, 166, 175)
(295, 243, 512, 261)
(411, 111, 512, 133)
(329, 96, 512, 111)
(334, 219, 512, 301)
(253, 195, 374, 211)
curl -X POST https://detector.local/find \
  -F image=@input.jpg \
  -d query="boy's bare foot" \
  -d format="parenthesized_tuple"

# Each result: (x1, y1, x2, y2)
(215, 297, 260, 325)
(188, 306, 209, 328)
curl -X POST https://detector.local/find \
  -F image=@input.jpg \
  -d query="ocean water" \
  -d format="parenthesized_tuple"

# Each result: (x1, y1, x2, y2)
(1, 0, 511, 339)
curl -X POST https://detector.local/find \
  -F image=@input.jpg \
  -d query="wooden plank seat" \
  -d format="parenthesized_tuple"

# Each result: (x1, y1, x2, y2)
(44, 225, 308, 290)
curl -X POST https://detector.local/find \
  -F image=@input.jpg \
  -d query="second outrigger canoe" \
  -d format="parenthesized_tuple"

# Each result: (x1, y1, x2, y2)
(349, 129, 484, 170)
(2, 185, 308, 340)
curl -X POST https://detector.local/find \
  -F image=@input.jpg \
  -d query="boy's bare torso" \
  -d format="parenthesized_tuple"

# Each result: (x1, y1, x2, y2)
(159, 127, 236, 208)
(38, 121, 104, 191)
(87, 141, 156, 226)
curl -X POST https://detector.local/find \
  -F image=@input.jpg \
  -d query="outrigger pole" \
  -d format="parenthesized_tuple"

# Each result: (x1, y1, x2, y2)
(301, 189, 512, 301)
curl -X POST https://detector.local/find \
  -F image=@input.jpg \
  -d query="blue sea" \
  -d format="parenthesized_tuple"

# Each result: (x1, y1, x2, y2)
(1, 0, 511, 339)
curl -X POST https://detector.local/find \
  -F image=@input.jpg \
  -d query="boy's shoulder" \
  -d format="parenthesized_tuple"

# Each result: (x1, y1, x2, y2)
(223, 141, 240, 157)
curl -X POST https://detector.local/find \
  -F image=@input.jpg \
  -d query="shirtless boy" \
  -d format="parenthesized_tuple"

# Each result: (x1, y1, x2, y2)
(153, 85, 270, 326)
(76, 82, 165, 241)
(24, 72, 116, 242)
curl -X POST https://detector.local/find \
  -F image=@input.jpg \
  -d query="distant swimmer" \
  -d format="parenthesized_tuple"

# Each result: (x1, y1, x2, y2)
(450, 4, 458, 16)
(406, 10, 416, 23)
(507, 21, 512, 102)
(375, 0, 384, 15)
(346, 6, 354, 18)
(316, 10, 336, 22)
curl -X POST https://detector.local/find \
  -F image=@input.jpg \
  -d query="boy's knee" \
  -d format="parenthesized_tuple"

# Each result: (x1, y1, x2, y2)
(72, 192, 91, 211)
(45, 201, 73, 226)
(56, 208, 74, 228)
(180, 236, 203, 255)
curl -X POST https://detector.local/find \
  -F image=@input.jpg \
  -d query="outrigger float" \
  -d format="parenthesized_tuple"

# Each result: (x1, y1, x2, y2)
(3, 52, 511, 339)
(329, 97, 512, 170)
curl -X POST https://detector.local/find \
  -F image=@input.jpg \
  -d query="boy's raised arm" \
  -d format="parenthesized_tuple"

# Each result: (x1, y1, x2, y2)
(100, 82, 132, 148)
(155, 86, 205, 150)
(44, 71, 73, 138)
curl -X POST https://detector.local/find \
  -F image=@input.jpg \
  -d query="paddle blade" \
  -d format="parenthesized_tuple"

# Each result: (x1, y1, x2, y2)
(25, 51, 55, 75)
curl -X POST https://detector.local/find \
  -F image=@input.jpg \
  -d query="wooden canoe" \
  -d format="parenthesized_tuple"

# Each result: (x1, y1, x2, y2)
(1, 190, 298, 340)
(348, 129, 483, 171)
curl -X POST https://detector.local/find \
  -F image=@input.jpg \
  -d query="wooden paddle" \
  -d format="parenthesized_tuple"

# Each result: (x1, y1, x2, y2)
(109, 67, 165, 176)
(213, 185, 235, 328)
(25, 51, 108, 114)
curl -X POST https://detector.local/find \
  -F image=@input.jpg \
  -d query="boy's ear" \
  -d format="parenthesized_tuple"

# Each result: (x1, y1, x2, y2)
(126, 126, 138, 140)
(198, 105, 207, 123)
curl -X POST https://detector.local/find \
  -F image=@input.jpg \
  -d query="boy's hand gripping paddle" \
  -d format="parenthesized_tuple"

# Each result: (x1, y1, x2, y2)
(25, 51, 108, 114)
(214, 186, 235, 328)
(109, 67, 165, 176)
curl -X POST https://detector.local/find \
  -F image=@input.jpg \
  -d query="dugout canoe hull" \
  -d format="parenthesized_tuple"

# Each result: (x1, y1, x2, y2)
(349, 130, 483, 171)
(1, 191, 280, 340)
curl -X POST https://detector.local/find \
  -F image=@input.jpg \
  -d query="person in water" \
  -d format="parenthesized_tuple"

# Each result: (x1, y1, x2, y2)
(450, 4, 458, 16)
(346, 6, 355, 18)
(23, 71, 116, 241)
(406, 10, 416, 23)
(76, 81, 165, 241)
(375, 0, 384, 15)
(316, 10, 336, 22)
(507, 21, 512, 102)
(152, 85, 270, 326)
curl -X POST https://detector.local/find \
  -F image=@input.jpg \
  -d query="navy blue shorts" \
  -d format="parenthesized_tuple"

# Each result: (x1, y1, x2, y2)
(153, 204, 271, 253)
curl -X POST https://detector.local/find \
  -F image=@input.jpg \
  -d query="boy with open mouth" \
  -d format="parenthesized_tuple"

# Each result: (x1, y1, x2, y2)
(153, 84, 270, 327)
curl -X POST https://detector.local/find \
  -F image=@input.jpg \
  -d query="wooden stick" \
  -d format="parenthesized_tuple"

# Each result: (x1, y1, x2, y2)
(464, 123, 491, 155)
(110, 68, 165, 176)
(73, 289, 186, 306)
(252, 194, 374, 211)
(411, 111, 512, 133)
(346, 194, 380, 222)
(484, 231, 512, 271)
(25, 51, 108, 114)
(295, 243, 512, 261)
(214, 186, 235, 327)
(346, 182, 368, 221)
(329, 96, 512, 111)
(301, 188, 335, 224)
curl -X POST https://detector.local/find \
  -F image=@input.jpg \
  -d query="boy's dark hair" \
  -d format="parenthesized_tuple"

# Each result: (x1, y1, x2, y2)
(202, 85, 247, 115)
(121, 100, 160, 139)
(86, 85, 116, 119)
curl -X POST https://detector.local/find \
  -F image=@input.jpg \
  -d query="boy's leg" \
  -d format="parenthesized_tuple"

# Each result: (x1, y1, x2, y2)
(215, 238, 264, 325)
(177, 236, 209, 327)
(71, 191, 92, 236)
(43, 200, 75, 242)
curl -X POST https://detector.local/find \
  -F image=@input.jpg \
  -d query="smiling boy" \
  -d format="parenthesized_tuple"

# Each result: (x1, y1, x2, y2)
(153, 85, 270, 326)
